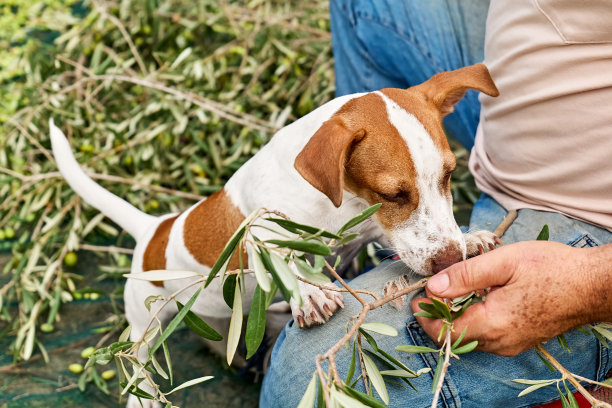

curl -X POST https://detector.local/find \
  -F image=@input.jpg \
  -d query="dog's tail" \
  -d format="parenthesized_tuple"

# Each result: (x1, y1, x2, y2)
(49, 119, 157, 241)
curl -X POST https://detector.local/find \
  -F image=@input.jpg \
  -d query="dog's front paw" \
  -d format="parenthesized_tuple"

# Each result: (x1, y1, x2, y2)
(383, 275, 414, 310)
(291, 281, 344, 328)
(464, 230, 502, 258)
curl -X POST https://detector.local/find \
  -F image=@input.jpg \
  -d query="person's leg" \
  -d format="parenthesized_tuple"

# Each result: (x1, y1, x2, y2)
(260, 196, 612, 407)
(330, 0, 490, 150)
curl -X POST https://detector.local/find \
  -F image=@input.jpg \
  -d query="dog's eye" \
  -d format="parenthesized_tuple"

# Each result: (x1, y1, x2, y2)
(378, 190, 410, 203)
(442, 170, 453, 187)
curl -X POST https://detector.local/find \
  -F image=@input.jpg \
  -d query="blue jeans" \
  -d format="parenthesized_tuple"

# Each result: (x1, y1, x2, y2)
(330, 0, 490, 150)
(261, 1, 612, 406)
(261, 195, 612, 407)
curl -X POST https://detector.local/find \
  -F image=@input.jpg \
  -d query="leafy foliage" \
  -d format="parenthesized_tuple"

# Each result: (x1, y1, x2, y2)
(0, 0, 333, 365)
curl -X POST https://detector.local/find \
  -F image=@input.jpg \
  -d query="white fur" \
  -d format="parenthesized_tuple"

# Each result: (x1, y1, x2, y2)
(49, 88, 498, 407)
(49, 119, 156, 240)
(376, 92, 465, 275)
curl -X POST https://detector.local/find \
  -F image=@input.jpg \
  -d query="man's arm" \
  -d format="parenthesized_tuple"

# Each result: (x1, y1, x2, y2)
(412, 241, 612, 356)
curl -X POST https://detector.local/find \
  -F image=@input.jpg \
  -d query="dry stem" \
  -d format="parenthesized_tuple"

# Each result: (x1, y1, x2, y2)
(535, 344, 612, 408)
(431, 326, 453, 408)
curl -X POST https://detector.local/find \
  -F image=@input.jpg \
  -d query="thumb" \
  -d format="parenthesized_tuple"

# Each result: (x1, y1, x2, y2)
(427, 245, 517, 298)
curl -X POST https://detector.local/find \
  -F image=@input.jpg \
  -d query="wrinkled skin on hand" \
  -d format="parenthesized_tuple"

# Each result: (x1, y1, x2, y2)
(412, 241, 612, 356)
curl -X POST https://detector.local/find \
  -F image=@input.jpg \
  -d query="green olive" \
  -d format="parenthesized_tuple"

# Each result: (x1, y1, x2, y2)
(80, 143, 94, 154)
(81, 346, 96, 359)
(40, 323, 54, 333)
(4, 227, 15, 239)
(101, 370, 116, 380)
(69, 363, 83, 374)
(64, 251, 78, 267)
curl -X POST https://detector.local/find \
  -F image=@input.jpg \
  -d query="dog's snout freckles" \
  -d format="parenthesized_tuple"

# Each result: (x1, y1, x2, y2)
(431, 244, 464, 273)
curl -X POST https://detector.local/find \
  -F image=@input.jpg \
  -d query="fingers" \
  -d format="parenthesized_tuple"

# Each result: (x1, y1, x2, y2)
(426, 245, 518, 298)
(411, 297, 489, 349)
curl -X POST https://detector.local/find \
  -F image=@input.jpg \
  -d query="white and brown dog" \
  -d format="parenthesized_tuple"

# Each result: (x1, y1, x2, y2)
(50, 63, 499, 404)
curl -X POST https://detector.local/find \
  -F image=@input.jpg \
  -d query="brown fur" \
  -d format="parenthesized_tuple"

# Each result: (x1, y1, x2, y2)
(142, 215, 178, 287)
(183, 189, 247, 270)
(294, 63, 499, 231)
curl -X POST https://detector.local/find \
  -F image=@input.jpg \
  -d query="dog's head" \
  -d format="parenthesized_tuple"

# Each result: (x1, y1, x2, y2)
(294, 64, 499, 275)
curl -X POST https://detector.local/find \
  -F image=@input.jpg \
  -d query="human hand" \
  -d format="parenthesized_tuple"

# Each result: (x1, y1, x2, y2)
(412, 241, 611, 356)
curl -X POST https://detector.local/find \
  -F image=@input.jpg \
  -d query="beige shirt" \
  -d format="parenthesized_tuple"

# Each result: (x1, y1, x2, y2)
(469, 0, 612, 231)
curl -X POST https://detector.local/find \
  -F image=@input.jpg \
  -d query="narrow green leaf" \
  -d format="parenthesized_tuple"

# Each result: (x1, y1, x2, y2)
(176, 301, 223, 341)
(266, 239, 332, 256)
(431, 354, 444, 393)
(557, 385, 571, 408)
(345, 342, 357, 385)
(166, 376, 213, 395)
(396, 345, 438, 353)
(124, 270, 200, 282)
(517, 381, 555, 397)
(362, 352, 389, 404)
(149, 287, 202, 358)
(337, 203, 382, 235)
(258, 246, 292, 302)
(162, 340, 173, 385)
(340, 385, 388, 408)
(227, 283, 243, 365)
(330, 387, 370, 408)
(151, 354, 169, 380)
(264, 218, 341, 239)
(269, 252, 298, 292)
(451, 326, 468, 350)
(359, 329, 379, 352)
(592, 325, 612, 342)
(452, 340, 478, 355)
(361, 322, 398, 337)
(416, 302, 445, 320)
(120, 382, 155, 400)
(380, 369, 418, 378)
(535, 349, 557, 372)
(414, 311, 437, 319)
(536, 225, 550, 241)
(265, 280, 279, 308)
(430, 298, 452, 322)
(297, 372, 317, 408)
(251, 247, 271, 292)
(206, 213, 252, 287)
(591, 327, 610, 348)
(556, 334, 571, 353)
(377, 349, 417, 376)
(334, 233, 360, 246)
(294, 258, 331, 285)
(333, 255, 341, 269)
(245, 285, 267, 359)
(564, 381, 579, 408)
(223, 274, 237, 308)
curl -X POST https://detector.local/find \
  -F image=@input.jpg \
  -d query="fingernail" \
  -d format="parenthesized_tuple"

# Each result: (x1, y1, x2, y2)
(428, 273, 449, 293)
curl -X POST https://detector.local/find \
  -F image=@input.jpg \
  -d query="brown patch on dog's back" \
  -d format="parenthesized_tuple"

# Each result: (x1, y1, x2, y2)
(143, 215, 178, 287)
(183, 189, 247, 270)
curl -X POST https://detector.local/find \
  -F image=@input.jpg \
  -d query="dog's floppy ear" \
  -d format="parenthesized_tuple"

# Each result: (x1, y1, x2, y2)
(295, 116, 365, 208)
(419, 63, 499, 116)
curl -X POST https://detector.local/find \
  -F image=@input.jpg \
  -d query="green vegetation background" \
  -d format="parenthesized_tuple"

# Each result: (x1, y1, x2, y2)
(0, 0, 479, 406)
